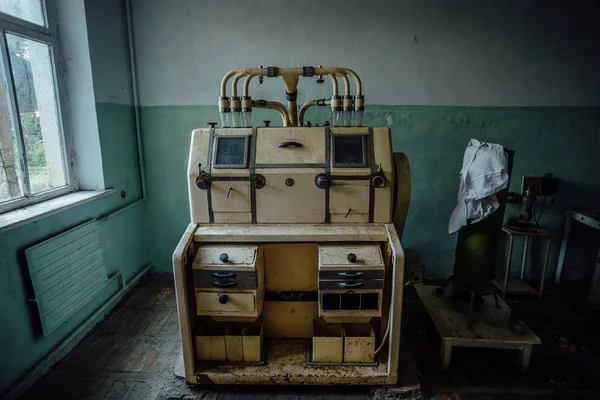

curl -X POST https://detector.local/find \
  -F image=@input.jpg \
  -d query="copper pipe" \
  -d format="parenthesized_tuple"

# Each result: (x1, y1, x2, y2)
(328, 74, 338, 96)
(298, 99, 330, 127)
(251, 100, 289, 126)
(339, 67, 362, 95)
(243, 75, 254, 97)
(335, 72, 349, 96)
(220, 69, 239, 97)
(223, 67, 362, 125)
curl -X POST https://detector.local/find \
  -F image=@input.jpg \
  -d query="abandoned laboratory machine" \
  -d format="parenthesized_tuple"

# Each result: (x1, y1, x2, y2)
(173, 66, 410, 385)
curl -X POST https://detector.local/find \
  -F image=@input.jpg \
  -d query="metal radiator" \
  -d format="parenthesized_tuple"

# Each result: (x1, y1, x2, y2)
(26, 220, 111, 336)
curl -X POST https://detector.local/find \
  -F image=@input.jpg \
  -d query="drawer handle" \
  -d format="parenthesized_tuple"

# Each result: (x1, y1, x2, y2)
(212, 280, 237, 288)
(338, 282, 363, 289)
(212, 272, 236, 279)
(278, 141, 303, 148)
(347, 253, 357, 263)
(338, 272, 364, 279)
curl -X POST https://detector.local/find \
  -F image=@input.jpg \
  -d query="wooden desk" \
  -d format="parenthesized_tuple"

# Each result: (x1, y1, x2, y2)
(415, 285, 541, 372)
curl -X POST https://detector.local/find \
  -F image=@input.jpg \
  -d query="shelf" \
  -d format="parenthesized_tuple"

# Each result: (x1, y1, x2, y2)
(193, 223, 391, 243)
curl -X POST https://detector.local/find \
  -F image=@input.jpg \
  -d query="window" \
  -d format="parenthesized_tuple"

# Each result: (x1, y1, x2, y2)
(0, 0, 74, 214)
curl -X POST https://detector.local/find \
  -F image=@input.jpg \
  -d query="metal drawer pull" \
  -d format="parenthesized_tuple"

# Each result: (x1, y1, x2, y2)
(212, 272, 236, 279)
(338, 282, 363, 289)
(338, 272, 364, 279)
(278, 141, 303, 148)
(212, 280, 237, 288)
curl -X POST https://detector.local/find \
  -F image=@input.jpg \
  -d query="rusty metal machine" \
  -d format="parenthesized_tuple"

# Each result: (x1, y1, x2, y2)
(173, 66, 410, 385)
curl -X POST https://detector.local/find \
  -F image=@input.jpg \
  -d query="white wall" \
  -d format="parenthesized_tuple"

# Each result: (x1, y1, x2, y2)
(132, 0, 600, 107)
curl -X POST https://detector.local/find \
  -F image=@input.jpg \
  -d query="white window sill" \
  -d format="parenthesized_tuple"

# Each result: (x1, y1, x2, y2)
(0, 190, 115, 234)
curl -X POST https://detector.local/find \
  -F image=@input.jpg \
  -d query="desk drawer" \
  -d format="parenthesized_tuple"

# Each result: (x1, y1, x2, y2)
(196, 291, 255, 314)
(193, 270, 257, 289)
(319, 279, 384, 290)
(319, 270, 384, 280)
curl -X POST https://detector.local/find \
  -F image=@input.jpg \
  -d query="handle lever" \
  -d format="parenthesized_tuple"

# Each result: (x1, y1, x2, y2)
(338, 271, 364, 279)
(338, 282, 364, 289)
(212, 280, 237, 288)
(278, 141, 303, 148)
(212, 272, 236, 279)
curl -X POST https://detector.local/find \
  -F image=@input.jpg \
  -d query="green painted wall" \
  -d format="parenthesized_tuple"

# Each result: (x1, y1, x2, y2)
(141, 105, 600, 280)
(0, 103, 148, 395)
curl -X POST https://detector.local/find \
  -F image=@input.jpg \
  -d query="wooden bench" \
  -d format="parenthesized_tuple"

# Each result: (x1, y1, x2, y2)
(415, 285, 541, 372)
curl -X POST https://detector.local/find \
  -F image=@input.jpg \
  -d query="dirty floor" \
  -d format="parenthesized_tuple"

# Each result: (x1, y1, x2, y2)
(23, 276, 423, 400)
(23, 275, 600, 399)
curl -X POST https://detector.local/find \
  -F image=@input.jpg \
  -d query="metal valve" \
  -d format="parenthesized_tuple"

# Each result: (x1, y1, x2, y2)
(218, 294, 228, 304)
(347, 253, 357, 263)
(315, 173, 329, 189)
(251, 174, 266, 189)
(219, 253, 229, 262)
(195, 163, 211, 190)
(372, 172, 386, 188)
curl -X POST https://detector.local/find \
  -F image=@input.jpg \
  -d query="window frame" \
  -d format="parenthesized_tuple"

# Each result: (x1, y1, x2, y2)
(0, 0, 77, 214)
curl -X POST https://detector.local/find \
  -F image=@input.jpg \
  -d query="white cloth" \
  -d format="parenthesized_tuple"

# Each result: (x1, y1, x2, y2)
(448, 138, 508, 234)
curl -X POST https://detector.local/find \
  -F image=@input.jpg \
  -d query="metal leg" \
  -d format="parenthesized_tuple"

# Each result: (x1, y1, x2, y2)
(539, 238, 551, 298)
(518, 345, 533, 373)
(589, 247, 600, 308)
(440, 339, 453, 370)
(493, 291, 500, 308)
(520, 236, 529, 280)
(503, 235, 515, 298)
(554, 215, 572, 284)
(468, 291, 476, 330)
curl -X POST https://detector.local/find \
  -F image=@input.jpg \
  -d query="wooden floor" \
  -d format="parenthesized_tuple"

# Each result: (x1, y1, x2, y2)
(24, 276, 422, 400)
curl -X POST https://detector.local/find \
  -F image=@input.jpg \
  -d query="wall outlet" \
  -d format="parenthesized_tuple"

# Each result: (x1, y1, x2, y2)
(522, 174, 559, 196)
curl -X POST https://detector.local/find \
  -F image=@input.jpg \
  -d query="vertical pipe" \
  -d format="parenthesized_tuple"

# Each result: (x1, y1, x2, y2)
(125, 0, 146, 199)
(520, 236, 529, 279)
(503, 235, 514, 298)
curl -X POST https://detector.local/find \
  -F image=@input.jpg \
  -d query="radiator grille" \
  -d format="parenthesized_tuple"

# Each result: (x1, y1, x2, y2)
(26, 220, 110, 336)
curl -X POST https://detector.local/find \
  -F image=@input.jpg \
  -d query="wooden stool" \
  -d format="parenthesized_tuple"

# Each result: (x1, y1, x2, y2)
(495, 226, 552, 298)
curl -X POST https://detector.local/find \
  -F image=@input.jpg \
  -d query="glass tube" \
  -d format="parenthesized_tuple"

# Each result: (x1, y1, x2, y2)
(332, 109, 342, 127)
(231, 111, 241, 128)
(354, 110, 364, 127)
(343, 110, 353, 127)
(242, 110, 252, 127)
(220, 111, 230, 128)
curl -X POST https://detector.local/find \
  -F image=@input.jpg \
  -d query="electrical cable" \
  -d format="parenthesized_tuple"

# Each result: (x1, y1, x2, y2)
(534, 195, 547, 227)
(374, 280, 415, 356)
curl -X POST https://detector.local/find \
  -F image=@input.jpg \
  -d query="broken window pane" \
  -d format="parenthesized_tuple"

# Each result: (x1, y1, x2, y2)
(0, 0, 45, 27)
(8, 33, 66, 194)
(0, 46, 24, 203)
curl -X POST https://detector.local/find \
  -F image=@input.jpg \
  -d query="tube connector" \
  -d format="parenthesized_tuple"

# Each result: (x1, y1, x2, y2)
(354, 94, 365, 110)
(241, 96, 252, 112)
(219, 96, 231, 113)
(343, 95, 353, 112)
(330, 95, 342, 110)
(230, 96, 241, 112)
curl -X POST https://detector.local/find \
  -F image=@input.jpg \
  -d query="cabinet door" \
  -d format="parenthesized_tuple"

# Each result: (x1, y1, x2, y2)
(193, 245, 258, 269)
(196, 292, 255, 314)
(318, 245, 384, 269)
(255, 127, 325, 165)
(211, 181, 251, 213)
(255, 169, 325, 223)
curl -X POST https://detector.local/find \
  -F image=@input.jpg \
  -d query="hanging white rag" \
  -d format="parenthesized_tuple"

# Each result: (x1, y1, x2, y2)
(448, 138, 509, 234)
